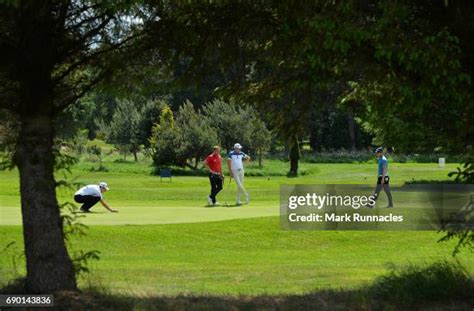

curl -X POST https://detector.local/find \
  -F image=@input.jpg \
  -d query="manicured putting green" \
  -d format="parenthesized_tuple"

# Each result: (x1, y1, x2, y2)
(0, 163, 459, 225)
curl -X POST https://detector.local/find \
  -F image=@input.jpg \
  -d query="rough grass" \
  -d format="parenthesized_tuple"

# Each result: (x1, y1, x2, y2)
(369, 261, 473, 305)
(1, 218, 473, 296)
(2, 261, 473, 310)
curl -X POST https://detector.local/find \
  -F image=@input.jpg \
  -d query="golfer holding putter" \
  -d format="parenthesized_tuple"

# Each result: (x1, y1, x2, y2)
(368, 147, 394, 208)
(203, 145, 224, 206)
(227, 143, 250, 205)
(74, 182, 118, 213)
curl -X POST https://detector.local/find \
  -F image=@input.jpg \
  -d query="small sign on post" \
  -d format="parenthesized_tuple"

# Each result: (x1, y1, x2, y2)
(438, 157, 446, 168)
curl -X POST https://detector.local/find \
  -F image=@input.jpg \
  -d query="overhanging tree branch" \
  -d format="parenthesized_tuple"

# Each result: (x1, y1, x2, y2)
(53, 31, 146, 86)
(53, 70, 109, 114)
(57, 14, 114, 63)
(65, 11, 109, 33)
(57, 0, 72, 29)
(65, 2, 102, 20)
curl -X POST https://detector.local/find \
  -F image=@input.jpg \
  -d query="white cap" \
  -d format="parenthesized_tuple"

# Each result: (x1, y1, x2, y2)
(234, 143, 242, 149)
(99, 182, 109, 190)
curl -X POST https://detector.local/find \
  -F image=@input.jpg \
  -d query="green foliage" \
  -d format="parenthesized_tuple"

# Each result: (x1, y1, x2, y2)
(150, 99, 270, 170)
(71, 249, 102, 278)
(448, 157, 474, 184)
(301, 151, 374, 164)
(300, 152, 465, 164)
(0, 109, 18, 170)
(0, 0, 18, 7)
(67, 129, 89, 155)
(87, 145, 102, 158)
(438, 196, 473, 256)
(60, 202, 101, 278)
(176, 101, 218, 168)
(340, 3, 473, 153)
(369, 261, 472, 305)
(55, 151, 101, 279)
(86, 144, 107, 172)
(150, 105, 184, 167)
(202, 98, 255, 151)
(309, 106, 372, 152)
(138, 99, 166, 150)
(150, 1, 472, 155)
(440, 156, 474, 256)
(250, 117, 271, 167)
(1, 241, 23, 281)
(106, 99, 142, 161)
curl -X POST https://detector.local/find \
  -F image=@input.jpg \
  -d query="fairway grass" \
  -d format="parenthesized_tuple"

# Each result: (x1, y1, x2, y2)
(1, 217, 473, 295)
(0, 162, 459, 225)
(0, 161, 471, 297)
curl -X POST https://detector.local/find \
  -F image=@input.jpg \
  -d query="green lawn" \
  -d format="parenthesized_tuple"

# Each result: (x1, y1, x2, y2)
(1, 218, 471, 296)
(0, 161, 458, 225)
(1, 160, 472, 296)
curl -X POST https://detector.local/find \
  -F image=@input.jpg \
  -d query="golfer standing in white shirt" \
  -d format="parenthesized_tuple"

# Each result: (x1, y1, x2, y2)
(227, 143, 251, 205)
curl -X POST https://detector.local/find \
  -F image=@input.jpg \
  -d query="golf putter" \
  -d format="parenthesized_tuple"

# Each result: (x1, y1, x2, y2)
(224, 175, 232, 207)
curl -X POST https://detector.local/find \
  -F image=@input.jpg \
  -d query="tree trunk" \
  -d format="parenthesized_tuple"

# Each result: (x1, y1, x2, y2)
(15, 114, 77, 294)
(288, 136, 300, 176)
(194, 155, 200, 169)
(133, 151, 138, 162)
(99, 156, 103, 170)
(289, 157, 298, 175)
(258, 148, 263, 168)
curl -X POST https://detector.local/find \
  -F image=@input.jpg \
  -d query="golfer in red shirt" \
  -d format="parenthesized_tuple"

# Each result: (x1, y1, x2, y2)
(203, 145, 224, 205)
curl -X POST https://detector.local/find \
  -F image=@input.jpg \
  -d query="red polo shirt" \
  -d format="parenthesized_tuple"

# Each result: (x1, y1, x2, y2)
(205, 153, 222, 173)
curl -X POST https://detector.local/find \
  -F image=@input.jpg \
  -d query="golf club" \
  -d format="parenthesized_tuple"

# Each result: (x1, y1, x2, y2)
(224, 175, 232, 207)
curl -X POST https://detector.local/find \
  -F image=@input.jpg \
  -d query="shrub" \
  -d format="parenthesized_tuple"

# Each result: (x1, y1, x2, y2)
(368, 261, 473, 305)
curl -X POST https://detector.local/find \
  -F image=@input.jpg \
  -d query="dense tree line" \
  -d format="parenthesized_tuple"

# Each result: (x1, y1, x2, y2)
(145, 1, 472, 154)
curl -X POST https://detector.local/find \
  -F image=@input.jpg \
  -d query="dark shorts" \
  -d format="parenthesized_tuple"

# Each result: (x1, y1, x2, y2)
(74, 194, 101, 211)
(377, 176, 390, 184)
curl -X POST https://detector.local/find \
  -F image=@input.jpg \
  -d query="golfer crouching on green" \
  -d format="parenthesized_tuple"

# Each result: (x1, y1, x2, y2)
(74, 182, 118, 213)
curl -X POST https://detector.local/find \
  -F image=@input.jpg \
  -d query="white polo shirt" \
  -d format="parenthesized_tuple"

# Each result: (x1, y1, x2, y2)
(228, 150, 249, 171)
(75, 185, 102, 199)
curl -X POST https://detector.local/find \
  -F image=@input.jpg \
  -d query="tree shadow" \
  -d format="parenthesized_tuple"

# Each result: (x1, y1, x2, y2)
(2, 261, 472, 310)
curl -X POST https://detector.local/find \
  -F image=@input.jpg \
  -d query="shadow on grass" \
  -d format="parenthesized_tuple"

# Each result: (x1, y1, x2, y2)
(1, 261, 473, 310)
(203, 204, 242, 208)
(368, 261, 473, 307)
(404, 179, 459, 184)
